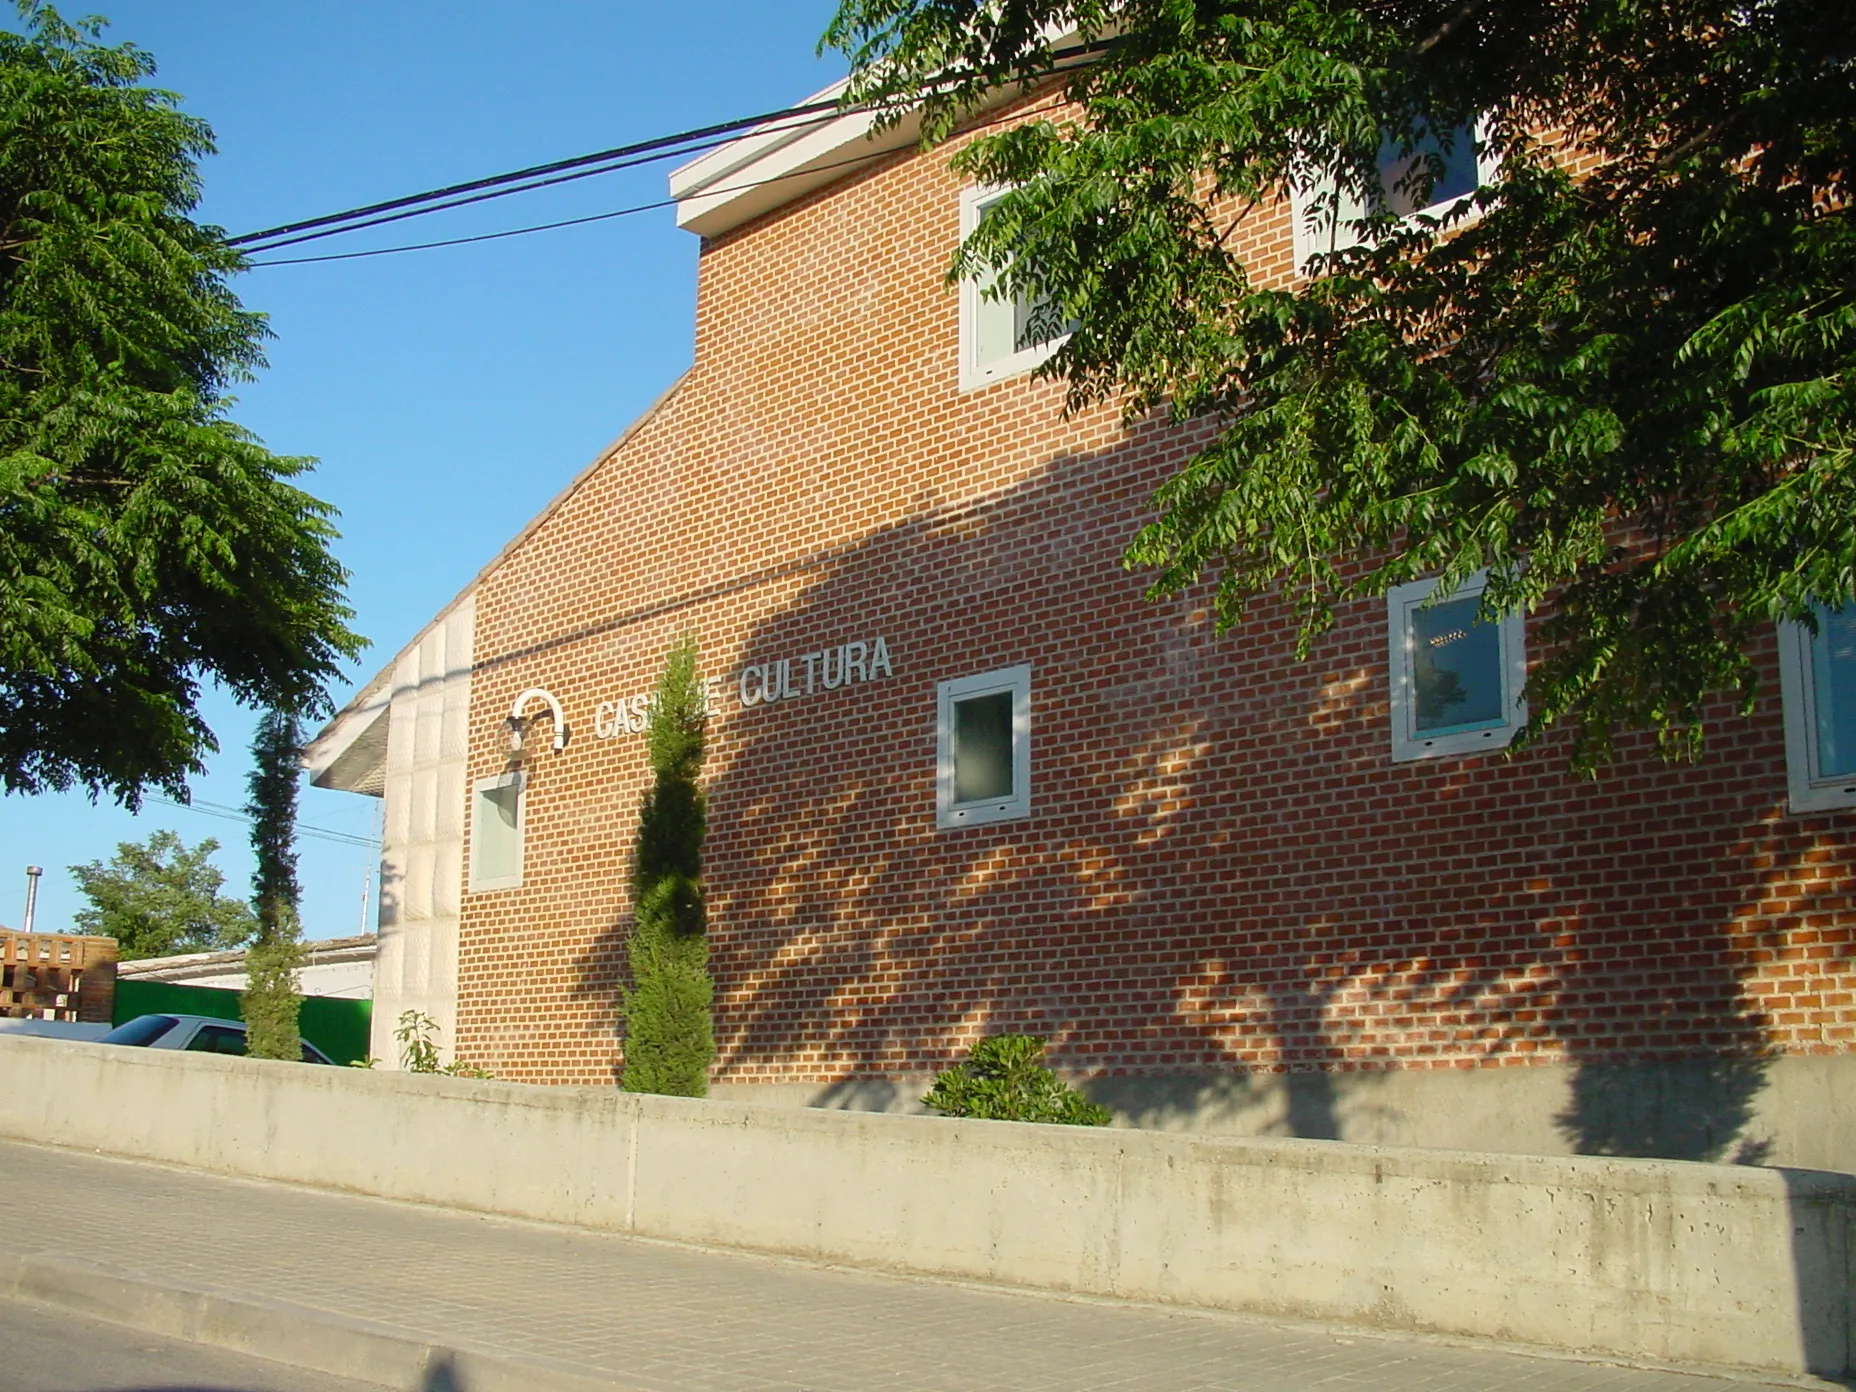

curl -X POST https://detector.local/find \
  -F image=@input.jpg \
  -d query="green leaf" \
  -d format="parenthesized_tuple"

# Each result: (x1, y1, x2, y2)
(0, 4, 362, 805)
(825, 0, 1856, 765)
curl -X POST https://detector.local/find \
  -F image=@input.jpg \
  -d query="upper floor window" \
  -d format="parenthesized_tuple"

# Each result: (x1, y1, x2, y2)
(1778, 606, 1856, 813)
(959, 186, 1074, 391)
(1292, 121, 1495, 270)
(1387, 572, 1527, 762)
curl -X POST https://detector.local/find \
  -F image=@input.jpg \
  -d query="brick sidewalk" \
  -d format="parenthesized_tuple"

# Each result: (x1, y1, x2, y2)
(0, 1139, 1811, 1392)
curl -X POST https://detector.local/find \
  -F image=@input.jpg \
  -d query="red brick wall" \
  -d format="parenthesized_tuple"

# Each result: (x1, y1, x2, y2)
(455, 98, 1854, 1089)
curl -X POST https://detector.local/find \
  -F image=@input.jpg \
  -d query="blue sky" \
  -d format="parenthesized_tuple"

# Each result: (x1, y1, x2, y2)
(0, 1, 845, 939)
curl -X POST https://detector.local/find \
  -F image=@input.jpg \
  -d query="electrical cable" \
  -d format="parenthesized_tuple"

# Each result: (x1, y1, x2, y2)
(225, 94, 850, 247)
(247, 201, 676, 266)
(148, 796, 380, 849)
(230, 41, 1113, 256)
(245, 58, 1107, 269)
(247, 142, 894, 266)
(234, 107, 842, 255)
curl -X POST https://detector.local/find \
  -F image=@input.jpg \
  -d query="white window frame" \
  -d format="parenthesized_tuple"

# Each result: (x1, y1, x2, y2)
(1777, 613, 1856, 814)
(958, 185, 1072, 392)
(1387, 572, 1527, 762)
(1291, 120, 1498, 273)
(468, 771, 526, 892)
(937, 664, 1032, 829)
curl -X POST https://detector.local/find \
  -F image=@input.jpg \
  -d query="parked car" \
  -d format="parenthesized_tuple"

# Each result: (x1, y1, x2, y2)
(97, 1014, 336, 1065)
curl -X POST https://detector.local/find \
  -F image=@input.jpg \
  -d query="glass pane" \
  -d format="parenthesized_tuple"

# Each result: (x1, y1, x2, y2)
(189, 1026, 247, 1056)
(1410, 595, 1506, 733)
(972, 193, 1072, 363)
(974, 273, 1020, 365)
(474, 783, 522, 883)
(1811, 605, 1856, 777)
(100, 1015, 177, 1046)
(954, 691, 1015, 803)
(1377, 123, 1477, 216)
(1013, 291, 1074, 353)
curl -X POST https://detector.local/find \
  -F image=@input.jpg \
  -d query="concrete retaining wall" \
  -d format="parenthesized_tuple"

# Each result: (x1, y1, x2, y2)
(1, 1034, 1849, 1378)
(714, 1055, 1856, 1174)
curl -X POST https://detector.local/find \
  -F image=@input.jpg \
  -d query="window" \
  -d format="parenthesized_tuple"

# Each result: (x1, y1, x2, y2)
(1387, 573, 1526, 761)
(937, 665, 1031, 828)
(187, 1025, 248, 1057)
(469, 771, 525, 891)
(1778, 606, 1856, 813)
(959, 186, 1074, 391)
(99, 1015, 177, 1046)
(1292, 120, 1495, 270)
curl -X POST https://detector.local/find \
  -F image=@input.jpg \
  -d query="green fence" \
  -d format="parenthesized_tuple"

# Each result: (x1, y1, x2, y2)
(112, 979, 372, 1066)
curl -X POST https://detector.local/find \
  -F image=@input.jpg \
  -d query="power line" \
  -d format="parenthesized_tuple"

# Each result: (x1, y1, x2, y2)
(245, 67, 1105, 270)
(230, 42, 1113, 258)
(226, 95, 849, 248)
(148, 796, 380, 850)
(248, 201, 677, 267)
(247, 143, 896, 267)
(235, 108, 841, 256)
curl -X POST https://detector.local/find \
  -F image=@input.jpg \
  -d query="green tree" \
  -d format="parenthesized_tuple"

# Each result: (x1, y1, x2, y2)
(0, 3, 360, 806)
(620, 636, 716, 1096)
(239, 707, 302, 1061)
(824, 0, 1855, 768)
(68, 828, 255, 960)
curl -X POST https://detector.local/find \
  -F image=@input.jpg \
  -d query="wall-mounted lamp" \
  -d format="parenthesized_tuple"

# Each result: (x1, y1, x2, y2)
(507, 688, 569, 761)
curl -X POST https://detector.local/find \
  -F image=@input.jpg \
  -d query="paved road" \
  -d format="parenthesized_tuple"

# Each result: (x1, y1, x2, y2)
(0, 1139, 1815, 1392)
(0, 1296, 383, 1392)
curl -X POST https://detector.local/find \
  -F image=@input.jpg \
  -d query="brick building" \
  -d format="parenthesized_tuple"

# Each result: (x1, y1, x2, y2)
(306, 76, 1856, 1169)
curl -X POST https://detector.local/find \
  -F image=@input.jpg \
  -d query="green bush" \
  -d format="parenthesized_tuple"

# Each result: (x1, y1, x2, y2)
(239, 929, 303, 1062)
(920, 1034, 1111, 1126)
(620, 636, 715, 1096)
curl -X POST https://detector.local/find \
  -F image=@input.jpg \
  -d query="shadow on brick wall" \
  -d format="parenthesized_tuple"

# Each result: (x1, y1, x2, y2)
(566, 422, 1840, 1166)
(1552, 811, 1847, 1164)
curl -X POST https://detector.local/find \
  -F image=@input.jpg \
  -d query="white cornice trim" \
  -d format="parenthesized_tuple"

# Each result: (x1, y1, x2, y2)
(670, 76, 921, 238)
(670, 24, 1085, 240)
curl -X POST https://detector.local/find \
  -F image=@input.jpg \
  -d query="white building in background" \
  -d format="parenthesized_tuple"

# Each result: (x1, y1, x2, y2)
(117, 934, 378, 1000)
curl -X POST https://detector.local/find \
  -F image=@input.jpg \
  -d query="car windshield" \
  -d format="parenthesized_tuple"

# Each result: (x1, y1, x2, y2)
(98, 1015, 179, 1046)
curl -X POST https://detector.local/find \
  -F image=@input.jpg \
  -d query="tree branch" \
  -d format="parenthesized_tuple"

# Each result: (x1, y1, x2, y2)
(1411, 0, 1490, 58)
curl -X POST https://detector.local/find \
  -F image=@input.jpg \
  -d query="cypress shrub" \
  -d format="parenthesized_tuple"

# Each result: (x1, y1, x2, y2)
(242, 929, 305, 1060)
(241, 708, 304, 1060)
(620, 636, 715, 1095)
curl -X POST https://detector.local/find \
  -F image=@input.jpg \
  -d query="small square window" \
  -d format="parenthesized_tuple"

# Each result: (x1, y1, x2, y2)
(1778, 606, 1856, 813)
(937, 665, 1031, 828)
(958, 186, 1074, 392)
(1292, 120, 1496, 271)
(1387, 573, 1527, 761)
(469, 772, 525, 891)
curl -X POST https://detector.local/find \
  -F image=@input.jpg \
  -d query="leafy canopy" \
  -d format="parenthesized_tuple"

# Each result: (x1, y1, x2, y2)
(0, 3, 360, 805)
(824, 0, 1856, 767)
(69, 828, 256, 961)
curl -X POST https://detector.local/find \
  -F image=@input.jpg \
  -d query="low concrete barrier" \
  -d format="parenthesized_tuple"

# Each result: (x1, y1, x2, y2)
(0, 1034, 1848, 1378)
